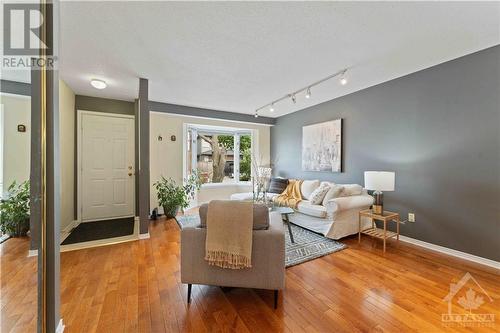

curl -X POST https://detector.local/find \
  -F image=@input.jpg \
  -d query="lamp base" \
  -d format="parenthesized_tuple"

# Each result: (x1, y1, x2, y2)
(371, 191, 384, 215)
(372, 204, 383, 215)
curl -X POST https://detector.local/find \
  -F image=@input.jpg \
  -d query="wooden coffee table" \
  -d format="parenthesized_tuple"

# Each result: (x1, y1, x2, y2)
(272, 206, 295, 243)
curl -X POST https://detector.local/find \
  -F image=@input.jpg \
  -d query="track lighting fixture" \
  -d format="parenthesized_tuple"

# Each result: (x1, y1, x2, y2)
(254, 68, 349, 115)
(339, 70, 347, 85)
(254, 111, 259, 118)
(305, 87, 311, 99)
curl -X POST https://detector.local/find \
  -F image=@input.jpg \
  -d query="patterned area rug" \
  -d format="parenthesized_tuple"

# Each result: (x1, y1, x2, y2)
(175, 215, 346, 267)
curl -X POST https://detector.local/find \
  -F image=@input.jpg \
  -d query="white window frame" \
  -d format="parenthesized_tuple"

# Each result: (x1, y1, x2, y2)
(182, 123, 255, 188)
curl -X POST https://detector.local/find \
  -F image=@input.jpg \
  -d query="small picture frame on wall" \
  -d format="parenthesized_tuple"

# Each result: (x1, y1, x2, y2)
(302, 119, 343, 172)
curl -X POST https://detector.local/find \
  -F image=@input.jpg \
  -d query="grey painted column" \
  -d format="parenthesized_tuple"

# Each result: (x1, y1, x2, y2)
(37, 1, 61, 332)
(30, 69, 41, 251)
(137, 78, 150, 234)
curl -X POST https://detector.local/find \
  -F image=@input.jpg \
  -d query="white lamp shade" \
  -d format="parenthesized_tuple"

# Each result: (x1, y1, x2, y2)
(364, 171, 395, 191)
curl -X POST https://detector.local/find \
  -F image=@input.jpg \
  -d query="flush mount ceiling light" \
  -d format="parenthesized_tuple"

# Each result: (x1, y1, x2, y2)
(90, 79, 107, 89)
(254, 68, 349, 117)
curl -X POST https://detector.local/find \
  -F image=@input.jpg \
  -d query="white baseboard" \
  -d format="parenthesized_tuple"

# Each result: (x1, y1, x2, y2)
(399, 235, 500, 270)
(28, 249, 38, 257)
(56, 319, 65, 333)
(138, 232, 150, 240)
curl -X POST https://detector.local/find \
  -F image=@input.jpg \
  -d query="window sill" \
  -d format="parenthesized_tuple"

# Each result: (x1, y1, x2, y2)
(200, 182, 252, 189)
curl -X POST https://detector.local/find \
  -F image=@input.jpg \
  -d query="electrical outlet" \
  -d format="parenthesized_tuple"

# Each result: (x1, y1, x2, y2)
(408, 213, 415, 222)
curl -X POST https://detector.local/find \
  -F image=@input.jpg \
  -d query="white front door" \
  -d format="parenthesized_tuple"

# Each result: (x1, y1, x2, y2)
(80, 113, 135, 221)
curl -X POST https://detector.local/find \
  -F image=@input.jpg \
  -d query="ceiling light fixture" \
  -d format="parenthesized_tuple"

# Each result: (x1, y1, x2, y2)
(339, 70, 348, 85)
(254, 68, 349, 116)
(305, 87, 311, 99)
(254, 111, 259, 118)
(90, 79, 107, 89)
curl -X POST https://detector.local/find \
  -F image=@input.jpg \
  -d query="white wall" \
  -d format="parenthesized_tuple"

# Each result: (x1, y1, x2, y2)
(150, 112, 271, 210)
(0, 94, 31, 192)
(59, 80, 75, 230)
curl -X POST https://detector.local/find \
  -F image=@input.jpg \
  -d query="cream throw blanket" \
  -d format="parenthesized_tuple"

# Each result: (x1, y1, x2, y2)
(205, 200, 253, 269)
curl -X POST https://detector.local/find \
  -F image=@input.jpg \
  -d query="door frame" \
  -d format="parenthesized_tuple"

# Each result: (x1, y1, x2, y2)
(77, 110, 136, 223)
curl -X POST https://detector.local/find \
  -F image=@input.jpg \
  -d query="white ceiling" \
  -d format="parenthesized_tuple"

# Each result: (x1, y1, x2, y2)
(4, 2, 499, 117)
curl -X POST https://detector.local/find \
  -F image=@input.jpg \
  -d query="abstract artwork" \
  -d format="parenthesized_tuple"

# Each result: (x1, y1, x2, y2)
(302, 119, 342, 172)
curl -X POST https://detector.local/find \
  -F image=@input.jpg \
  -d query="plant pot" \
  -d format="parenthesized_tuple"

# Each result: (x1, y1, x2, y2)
(10, 218, 30, 237)
(163, 206, 180, 219)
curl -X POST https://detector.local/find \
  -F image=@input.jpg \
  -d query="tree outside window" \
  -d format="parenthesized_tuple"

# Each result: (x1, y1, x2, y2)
(187, 127, 252, 184)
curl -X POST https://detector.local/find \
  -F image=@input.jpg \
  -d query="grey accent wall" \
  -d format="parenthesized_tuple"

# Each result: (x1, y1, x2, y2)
(75, 95, 135, 115)
(149, 100, 276, 125)
(271, 46, 500, 261)
(1, 79, 31, 96)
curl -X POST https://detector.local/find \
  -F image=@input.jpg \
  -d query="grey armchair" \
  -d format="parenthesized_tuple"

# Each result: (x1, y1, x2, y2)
(180, 209, 285, 308)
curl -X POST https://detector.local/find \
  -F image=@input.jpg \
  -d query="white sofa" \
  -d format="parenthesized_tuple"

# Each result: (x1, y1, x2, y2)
(230, 180, 374, 240)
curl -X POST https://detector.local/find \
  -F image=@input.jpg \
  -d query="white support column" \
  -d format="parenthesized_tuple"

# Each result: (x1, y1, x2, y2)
(233, 133, 240, 182)
(191, 129, 198, 174)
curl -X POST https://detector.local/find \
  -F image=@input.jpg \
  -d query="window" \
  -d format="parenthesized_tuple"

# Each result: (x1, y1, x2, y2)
(186, 125, 252, 185)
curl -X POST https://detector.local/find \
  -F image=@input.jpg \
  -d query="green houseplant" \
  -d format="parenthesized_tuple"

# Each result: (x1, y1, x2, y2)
(0, 180, 30, 237)
(154, 172, 202, 218)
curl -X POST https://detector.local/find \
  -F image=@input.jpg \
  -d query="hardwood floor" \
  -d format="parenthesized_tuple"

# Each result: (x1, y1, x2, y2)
(1, 214, 499, 332)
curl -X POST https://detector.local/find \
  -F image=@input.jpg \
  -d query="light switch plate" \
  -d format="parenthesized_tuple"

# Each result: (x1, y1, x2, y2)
(408, 213, 415, 222)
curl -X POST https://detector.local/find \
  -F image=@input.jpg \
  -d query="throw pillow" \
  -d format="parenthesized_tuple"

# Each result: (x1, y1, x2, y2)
(322, 184, 344, 205)
(301, 180, 320, 199)
(309, 183, 331, 205)
(268, 178, 289, 194)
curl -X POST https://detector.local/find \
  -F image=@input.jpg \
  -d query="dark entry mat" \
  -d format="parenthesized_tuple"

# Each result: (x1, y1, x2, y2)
(61, 217, 135, 245)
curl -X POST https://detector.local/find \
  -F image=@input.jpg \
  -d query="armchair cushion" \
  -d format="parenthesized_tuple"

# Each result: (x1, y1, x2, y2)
(199, 203, 270, 230)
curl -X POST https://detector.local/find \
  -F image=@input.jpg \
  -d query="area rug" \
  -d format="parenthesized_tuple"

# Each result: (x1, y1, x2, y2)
(175, 215, 346, 267)
(61, 217, 135, 245)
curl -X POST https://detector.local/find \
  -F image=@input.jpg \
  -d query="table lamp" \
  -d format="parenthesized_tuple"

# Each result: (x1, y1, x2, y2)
(364, 171, 395, 215)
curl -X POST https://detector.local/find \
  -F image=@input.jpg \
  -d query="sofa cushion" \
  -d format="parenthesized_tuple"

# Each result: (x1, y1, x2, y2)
(322, 184, 344, 205)
(309, 183, 331, 205)
(296, 201, 327, 218)
(339, 184, 363, 197)
(199, 202, 269, 230)
(268, 177, 289, 194)
(300, 180, 320, 199)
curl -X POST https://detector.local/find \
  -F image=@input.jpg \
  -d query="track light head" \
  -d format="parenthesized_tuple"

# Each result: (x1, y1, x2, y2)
(269, 104, 274, 112)
(339, 69, 348, 85)
(291, 94, 296, 104)
(254, 111, 259, 118)
(305, 87, 311, 99)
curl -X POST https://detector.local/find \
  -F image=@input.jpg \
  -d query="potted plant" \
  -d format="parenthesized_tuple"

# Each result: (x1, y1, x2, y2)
(0, 180, 30, 237)
(154, 171, 202, 219)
